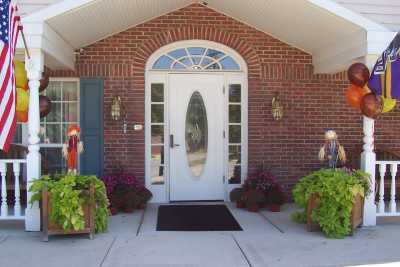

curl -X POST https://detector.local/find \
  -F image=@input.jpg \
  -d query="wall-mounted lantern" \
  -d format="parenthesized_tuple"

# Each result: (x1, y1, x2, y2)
(111, 96, 127, 133)
(272, 92, 283, 121)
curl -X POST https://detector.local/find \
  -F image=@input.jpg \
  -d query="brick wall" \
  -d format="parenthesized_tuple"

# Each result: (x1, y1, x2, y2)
(50, 3, 400, 194)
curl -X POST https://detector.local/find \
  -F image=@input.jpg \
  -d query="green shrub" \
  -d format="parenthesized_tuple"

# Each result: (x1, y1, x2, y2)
(292, 168, 370, 238)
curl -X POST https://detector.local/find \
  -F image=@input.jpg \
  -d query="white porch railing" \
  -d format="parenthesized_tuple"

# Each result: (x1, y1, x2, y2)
(376, 161, 400, 217)
(0, 159, 27, 220)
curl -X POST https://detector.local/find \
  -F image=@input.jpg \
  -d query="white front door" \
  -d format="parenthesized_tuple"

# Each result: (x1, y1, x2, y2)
(169, 74, 224, 201)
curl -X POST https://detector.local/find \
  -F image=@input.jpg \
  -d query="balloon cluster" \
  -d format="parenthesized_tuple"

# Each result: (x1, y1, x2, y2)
(14, 60, 51, 122)
(345, 63, 394, 119)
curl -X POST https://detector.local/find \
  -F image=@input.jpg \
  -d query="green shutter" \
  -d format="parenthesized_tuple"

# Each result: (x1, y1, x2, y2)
(80, 79, 104, 177)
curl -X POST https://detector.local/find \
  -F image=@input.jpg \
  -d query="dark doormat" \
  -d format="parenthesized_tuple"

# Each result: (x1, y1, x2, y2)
(156, 205, 243, 231)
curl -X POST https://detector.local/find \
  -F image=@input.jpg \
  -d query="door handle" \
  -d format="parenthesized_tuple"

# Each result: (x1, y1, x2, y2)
(170, 134, 180, 148)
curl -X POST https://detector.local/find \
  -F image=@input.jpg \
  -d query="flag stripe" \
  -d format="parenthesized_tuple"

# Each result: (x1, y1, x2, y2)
(0, 1, 21, 152)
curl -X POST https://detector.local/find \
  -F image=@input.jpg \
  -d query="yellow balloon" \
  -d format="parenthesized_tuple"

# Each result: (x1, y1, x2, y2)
(16, 88, 29, 112)
(381, 97, 397, 113)
(14, 60, 28, 90)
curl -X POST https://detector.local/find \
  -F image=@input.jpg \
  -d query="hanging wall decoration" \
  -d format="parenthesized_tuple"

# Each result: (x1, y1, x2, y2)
(14, 60, 28, 90)
(360, 93, 383, 119)
(39, 72, 50, 92)
(345, 84, 366, 109)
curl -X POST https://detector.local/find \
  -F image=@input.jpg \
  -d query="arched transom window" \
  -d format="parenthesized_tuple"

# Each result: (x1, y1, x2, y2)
(152, 46, 241, 71)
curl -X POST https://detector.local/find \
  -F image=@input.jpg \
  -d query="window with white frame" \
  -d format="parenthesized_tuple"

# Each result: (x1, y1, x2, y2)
(228, 84, 242, 184)
(152, 47, 241, 71)
(40, 80, 79, 174)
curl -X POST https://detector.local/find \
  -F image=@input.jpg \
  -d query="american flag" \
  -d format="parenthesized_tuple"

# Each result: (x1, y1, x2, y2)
(0, 0, 21, 152)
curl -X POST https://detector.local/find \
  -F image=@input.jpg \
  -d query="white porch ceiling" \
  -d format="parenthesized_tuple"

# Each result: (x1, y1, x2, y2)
(22, 0, 396, 73)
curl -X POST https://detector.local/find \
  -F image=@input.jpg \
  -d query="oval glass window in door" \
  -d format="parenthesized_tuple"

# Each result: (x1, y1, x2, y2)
(185, 91, 208, 177)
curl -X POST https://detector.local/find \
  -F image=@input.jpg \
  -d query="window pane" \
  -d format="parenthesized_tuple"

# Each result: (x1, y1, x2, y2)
(192, 56, 202, 65)
(151, 145, 164, 185)
(201, 57, 213, 67)
(186, 91, 208, 177)
(172, 62, 186, 69)
(151, 125, 164, 144)
(46, 102, 61, 122)
(41, 147, 64, 175)
(45, 124, 61, 143)
(178, 57, 192, 67)
(229, 125, 241, 144)
(229, 105, 241, 123)
(63, 82, 78, 101)
(63, 102, 78, 122)
(47, 81, 62, 101)
(229, 165, 241, 184)
(151, 84, 164, 102)
(220, 56, 240, 70)
(229, 145, 241, 165)
(151, 104, 164, 123)
(153, 55, 174, 69)
(206, 49, 225, 60)
(229, 84, 241, 103)
(168, 48, 187, 59)
(188, 47, 206, 56)
(12, 124, 23, 144)
(206, 63, 220, 70)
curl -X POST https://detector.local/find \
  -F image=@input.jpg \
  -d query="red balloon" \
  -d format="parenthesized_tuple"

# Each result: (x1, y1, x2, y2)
(345, 84, 365, 109)
(39, 95, 52, 118)
(348, 63, 370, 87)
(360, 93, 383, 119)
(39, 72, 50, 92)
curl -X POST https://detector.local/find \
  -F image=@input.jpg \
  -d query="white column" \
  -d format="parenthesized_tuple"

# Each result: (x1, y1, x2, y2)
(25, 50, 43, 231)
(13, 162, 21, 217)
(361, 116, 377, 226)
(0, 162, 7, 217)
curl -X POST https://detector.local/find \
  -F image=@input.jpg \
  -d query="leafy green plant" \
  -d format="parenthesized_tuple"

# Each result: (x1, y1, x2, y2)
(29, 175, 109, 233)
(292, 168, 370, 238)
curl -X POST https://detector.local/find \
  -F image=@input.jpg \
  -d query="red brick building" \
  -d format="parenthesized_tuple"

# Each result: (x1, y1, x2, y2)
(14, 0, 400, 210)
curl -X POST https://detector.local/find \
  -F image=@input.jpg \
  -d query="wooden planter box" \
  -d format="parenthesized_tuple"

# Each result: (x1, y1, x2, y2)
(307, 193, 364, 235)
(42, 185, 95, 242)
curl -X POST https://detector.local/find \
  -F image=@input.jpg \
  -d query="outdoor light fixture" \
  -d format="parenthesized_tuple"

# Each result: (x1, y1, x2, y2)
(272, 92, 283, 121)
(111, 96, 127, 133)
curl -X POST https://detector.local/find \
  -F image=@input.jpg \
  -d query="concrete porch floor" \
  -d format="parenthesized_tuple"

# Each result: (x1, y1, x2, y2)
(0, 203, 400, 267)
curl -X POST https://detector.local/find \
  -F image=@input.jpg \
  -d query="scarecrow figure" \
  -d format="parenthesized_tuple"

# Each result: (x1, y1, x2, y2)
(318, 129, 346, 168)
(62, 125, 84, 175)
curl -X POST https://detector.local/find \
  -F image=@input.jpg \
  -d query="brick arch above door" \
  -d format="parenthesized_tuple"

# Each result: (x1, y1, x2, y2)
(134, 26, 261, 80)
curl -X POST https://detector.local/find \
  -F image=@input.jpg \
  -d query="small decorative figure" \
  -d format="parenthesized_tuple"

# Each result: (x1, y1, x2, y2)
(62, 125, 84, 175)
(318, 129, 346, 168)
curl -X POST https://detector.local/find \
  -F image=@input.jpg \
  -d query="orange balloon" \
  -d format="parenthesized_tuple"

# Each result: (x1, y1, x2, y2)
(16, 111, 28, 123)
(345, 85, 365, 109)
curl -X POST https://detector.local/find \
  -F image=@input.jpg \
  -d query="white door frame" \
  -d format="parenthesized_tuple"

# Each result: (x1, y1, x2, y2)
(145, 40, 248, 202)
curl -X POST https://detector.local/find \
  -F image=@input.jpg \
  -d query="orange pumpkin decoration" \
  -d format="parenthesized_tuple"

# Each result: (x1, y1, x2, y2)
(345, 84, 365, 109)
(360, 93, 383, 119)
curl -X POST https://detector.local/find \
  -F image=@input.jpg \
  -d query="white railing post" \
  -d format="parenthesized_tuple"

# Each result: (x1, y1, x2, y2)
(0, 162, 7, 217)
(25, 50, 43, 231)
(361, 116, 377, 226)
(13, 162, 21, 217)
(378, 163, 386, 213)
(390, 164, 397, 213)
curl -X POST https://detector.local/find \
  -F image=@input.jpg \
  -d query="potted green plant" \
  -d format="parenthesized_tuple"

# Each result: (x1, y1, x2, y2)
(29, 174, 109, 241)
(243, 190, 266, 212)
(292, 168, 370, 238)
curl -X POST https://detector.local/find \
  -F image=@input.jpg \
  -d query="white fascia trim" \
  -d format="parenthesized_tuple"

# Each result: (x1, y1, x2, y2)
(308, 0, 390, 32)
(16, 22, 75, 70)
(313, 29, 367, 73)
(367, 31, 397, 55)
(23, 0, 97, 23)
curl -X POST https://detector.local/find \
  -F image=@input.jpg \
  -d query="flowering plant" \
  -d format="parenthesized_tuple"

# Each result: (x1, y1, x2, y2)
(243, 170, 278, 192)
(102, 173, 151, 214)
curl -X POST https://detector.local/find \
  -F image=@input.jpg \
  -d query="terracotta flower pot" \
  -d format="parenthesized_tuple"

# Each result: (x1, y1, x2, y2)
(247, 203, 259, 212)
(236, 201, 245, 209)
(268, 204, 281, 212)
(124, 207, 135, 213)
(136, 203, 146, 209)
(109, 207, 119, 215)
